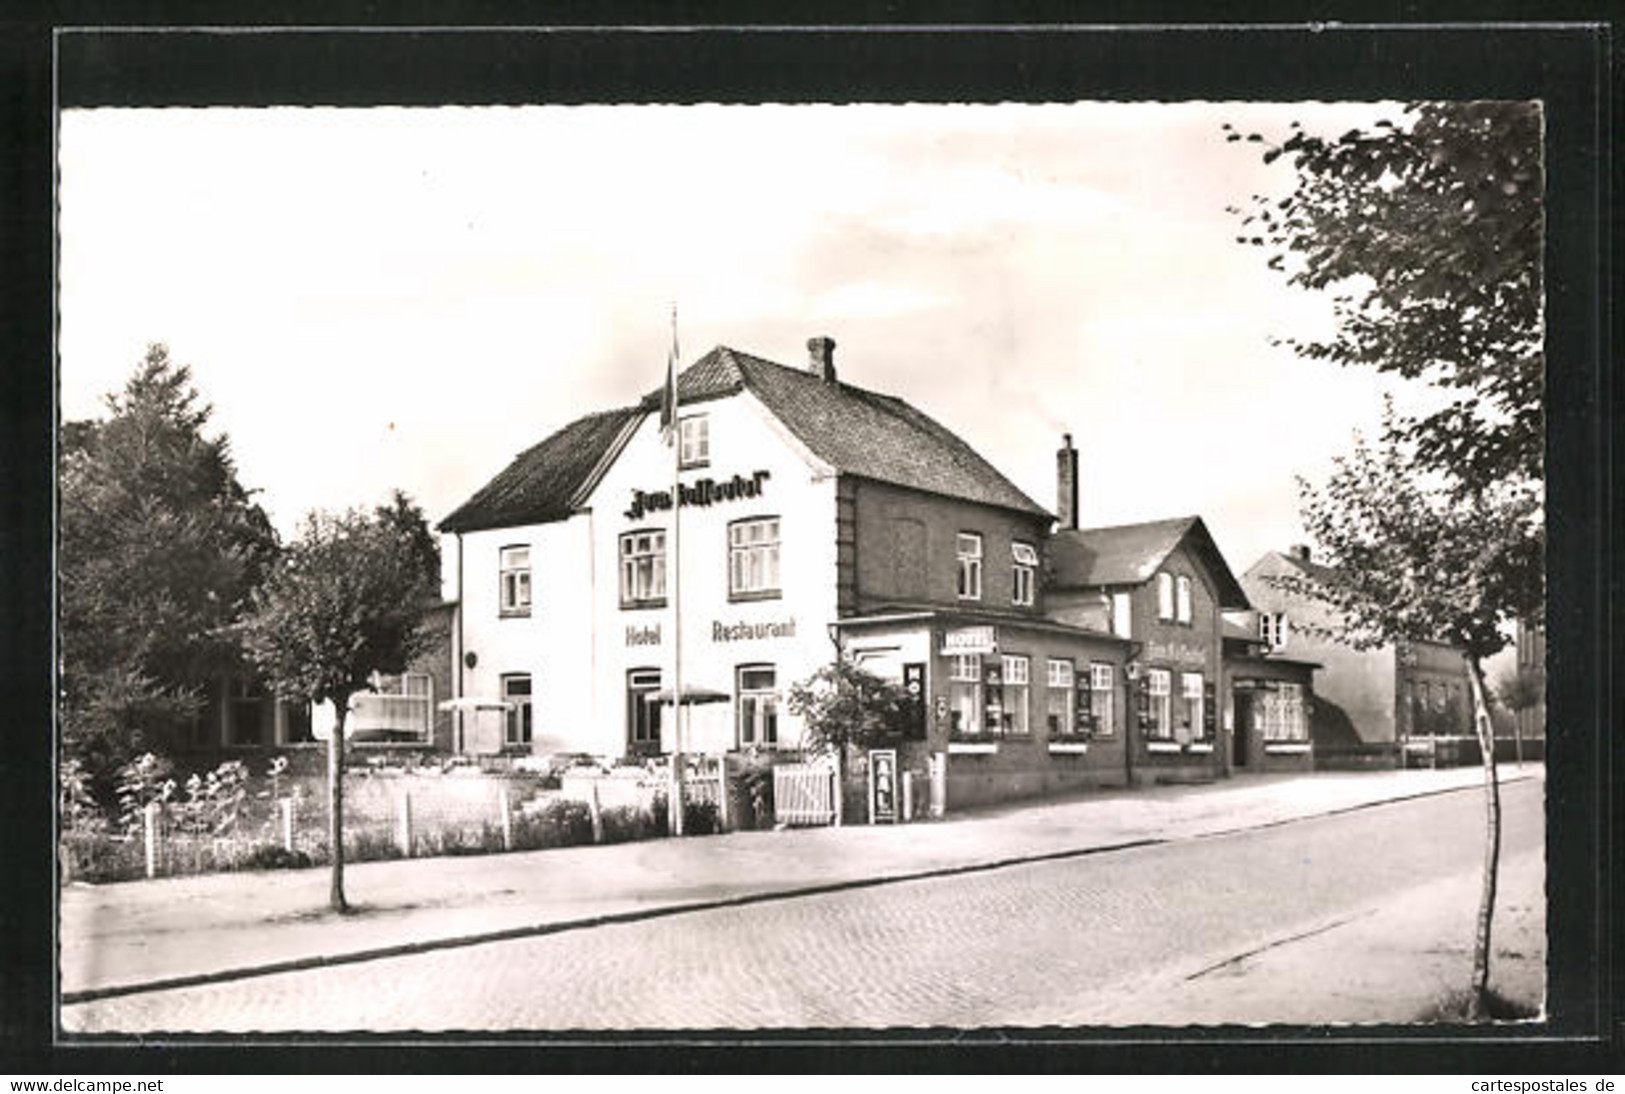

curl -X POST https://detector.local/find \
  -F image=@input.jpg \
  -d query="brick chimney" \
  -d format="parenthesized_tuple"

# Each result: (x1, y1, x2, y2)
(1289, 543, 1311, 562)
(807, 336, 837, 383)
(1057, 433, 1079, 531)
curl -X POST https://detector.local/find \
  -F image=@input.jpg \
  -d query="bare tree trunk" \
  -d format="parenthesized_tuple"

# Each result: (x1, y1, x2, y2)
(1465, 660, 1501, 1019)
(329, 703, 349, 914)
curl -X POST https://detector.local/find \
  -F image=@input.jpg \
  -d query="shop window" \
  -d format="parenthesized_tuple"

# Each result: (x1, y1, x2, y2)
(957, 533, 983, 601)
(501, 674, 533, 748)
(1011, 542, 1037, 607)
(620, 529, 667, 607)
(1146, 668, 1173, 739)
(1045, 658, 1073, 735)
(351, 672, 433, 745)
(737, 665, 779, 748)
(1181, 671, 1204, 739)
(728, 516, 781, 599)
(679, 414, 709, 469)
(1156, 572, 1175, 621)
(1089, 663, 1116, 738)
(1111, 592, 1132, 638)
(499, 545, 531, 616)
(1175, 575, 1193, 625)
(949, 654, 983, 737)
(1261, 682, 1307, 742)
(993, 655, 1030, 736)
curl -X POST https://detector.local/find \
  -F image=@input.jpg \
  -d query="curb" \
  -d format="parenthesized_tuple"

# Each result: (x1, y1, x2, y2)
(61, 770, 1534, 1008)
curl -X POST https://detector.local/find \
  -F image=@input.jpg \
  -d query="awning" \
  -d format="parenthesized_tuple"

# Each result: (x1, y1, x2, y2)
(652, 686, 731, 705)
(437, 697, 515, 712)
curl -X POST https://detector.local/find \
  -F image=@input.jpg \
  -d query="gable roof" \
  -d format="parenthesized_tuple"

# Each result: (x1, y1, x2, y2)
(642, 346, 1050, 518)
(1049, 515, 1251, 610)
(438, 407, 642, 533)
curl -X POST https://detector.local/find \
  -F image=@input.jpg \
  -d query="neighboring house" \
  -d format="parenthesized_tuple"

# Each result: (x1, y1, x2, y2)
(1045, 502, 1253, 785)
(1507, 616, 1546, 756)
(1240, 546, 1475, 767)
(439, 338, 1131, 808)
(1220, 615, 1319, 773)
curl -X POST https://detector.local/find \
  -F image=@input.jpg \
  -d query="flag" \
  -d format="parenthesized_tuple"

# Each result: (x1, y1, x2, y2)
(660, 305, 679, 446)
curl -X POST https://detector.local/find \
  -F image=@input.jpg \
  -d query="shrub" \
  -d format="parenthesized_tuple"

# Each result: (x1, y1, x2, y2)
(114, 752, 176, 835)
(598, 804, 661, 844)
(241, 844, 313, 871)
(512, 798, 594, 851)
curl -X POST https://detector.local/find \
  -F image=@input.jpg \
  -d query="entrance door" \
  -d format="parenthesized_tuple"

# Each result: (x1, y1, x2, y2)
(627, 669, 663, 756)
(1233, 691, 1252, 768)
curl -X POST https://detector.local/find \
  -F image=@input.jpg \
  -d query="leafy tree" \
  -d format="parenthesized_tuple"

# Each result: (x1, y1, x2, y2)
(1228, 102, 1543, 493)
(1493, 661, 1545, 766)
(1272, 408, 1541, 1019)
(60, 344, 279, 794)
(239, 501, 439, 912)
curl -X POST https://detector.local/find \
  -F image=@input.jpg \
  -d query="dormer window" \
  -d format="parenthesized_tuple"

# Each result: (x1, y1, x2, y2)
(679, 414, 709, 469)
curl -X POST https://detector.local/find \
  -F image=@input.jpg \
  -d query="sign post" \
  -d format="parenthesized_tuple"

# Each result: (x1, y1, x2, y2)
(868, 749, 898, 825)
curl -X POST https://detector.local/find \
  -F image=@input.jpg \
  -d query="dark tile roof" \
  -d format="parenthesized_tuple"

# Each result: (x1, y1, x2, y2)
(444, 342, 1050, 534)
(1050, 515, 1251, 610)
(642, 346, 1049, 518)
(438, 407, 641, 533)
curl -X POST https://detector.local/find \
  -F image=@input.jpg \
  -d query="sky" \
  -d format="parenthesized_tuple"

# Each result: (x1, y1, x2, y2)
(58, 101, 1428, 575)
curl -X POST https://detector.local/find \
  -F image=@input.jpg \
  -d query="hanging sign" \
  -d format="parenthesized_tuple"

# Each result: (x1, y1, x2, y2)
(903, 663, 927, 739)
(1074, 679, 1095, 735)
(942, 626, 998, 655)
(868, 749, 898, 825)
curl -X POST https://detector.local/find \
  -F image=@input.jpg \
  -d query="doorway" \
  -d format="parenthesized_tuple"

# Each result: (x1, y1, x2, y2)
(627, 668, 663, 756)
(1233, 690, 1253, 768)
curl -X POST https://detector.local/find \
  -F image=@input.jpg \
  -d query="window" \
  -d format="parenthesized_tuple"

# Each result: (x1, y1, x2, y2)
(1157, 572, 1175, 621)
(1147, 668, 1173, 739)
(737, 665, 779, 747)
(225, 679, 268, 747)
(619, 530, 667, 607)
(499, 546, 531, 616)
(351, 672, 433, 744)
(679, 414, 709, 468)
(1111, 592, 1132, 638)
(993, 655, 1030, 735)
(1259, 612, 1289, 650)
(1181, 672, 1205, 739)
(1261, 682, 1307, 741)
(1011, 542, 1038, 607)
(949, 654, 983, 737)
(501, 674, 533, 748)
(728, 517, 781, 598)
(956, 533, 983, 600)
(1176, 575, 1193, 624)
(1088, 663, 1116, 738)
(1046, 659, 1074, 736)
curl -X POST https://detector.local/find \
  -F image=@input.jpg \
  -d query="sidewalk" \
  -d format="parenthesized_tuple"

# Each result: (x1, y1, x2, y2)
(60, 764, 1540, 1001)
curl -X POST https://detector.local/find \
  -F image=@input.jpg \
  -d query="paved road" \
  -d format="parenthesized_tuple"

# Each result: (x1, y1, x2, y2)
(64, 779, 1542, 1031)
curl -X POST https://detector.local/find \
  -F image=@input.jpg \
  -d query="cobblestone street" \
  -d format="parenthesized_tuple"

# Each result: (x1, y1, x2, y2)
(63, 777, 1543, 1031)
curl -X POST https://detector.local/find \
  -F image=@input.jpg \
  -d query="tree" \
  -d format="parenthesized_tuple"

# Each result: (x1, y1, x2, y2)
(1493, 661, 1545, 767)
(1229, 102, 1543, 494)
(786, 659, 913, 825)
(239, 501, 439, 912)
(1272, 408, 1542, 1019)
(60, 344, 279, 794)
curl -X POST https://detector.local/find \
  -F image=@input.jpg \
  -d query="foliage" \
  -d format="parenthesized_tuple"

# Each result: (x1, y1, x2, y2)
(1272, 401, 1542, 665)
(1493, 663, 1546, 716)
(60, 345, 280, 792)
(1230, 102, 1543, 492)
(239, 501, 440, 712)
(242, 845, 313, 871)
(785, 659, 914, 757)
(59, 758, 107, 836)
(172, 760, 252, 837)
(114, 752, 176, 835)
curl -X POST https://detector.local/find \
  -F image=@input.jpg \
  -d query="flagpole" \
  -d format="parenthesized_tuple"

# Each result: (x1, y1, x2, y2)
(667, 303, 685, 837)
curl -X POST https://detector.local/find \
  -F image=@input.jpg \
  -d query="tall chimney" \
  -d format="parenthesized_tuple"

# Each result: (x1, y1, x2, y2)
(1289, 543, 1311, 562)
(807, 336, 837, 383)
(1057, 433, 1079, 531)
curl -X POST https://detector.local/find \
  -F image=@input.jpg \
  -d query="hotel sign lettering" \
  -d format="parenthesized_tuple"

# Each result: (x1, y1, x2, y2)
(1143, 639, 1206, 666)
(941, 626, 998, 655)
(624, 470, 771, 521)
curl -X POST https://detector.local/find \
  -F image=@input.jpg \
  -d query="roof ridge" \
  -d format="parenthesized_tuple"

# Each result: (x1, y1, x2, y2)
(1065, 514, 1200, 537)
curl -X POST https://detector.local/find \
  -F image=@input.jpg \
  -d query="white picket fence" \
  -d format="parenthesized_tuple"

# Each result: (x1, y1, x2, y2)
(773, 763, 837, 827)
